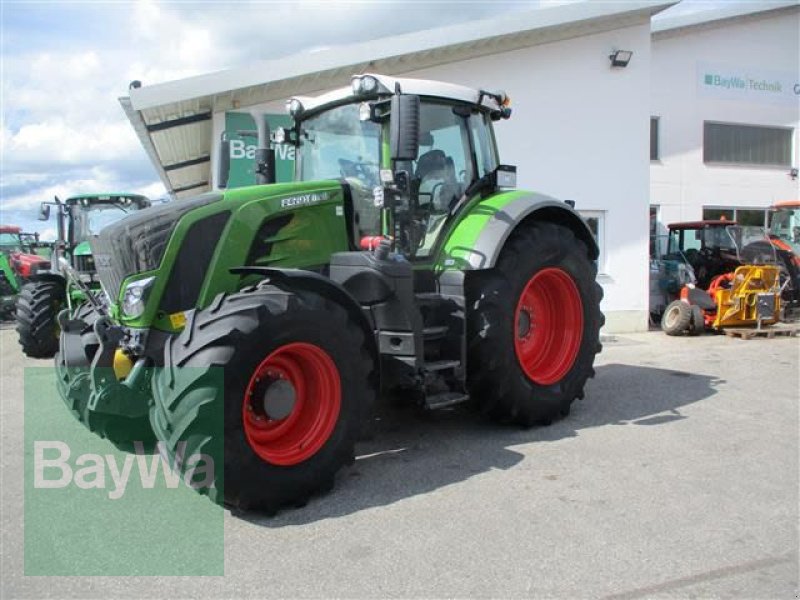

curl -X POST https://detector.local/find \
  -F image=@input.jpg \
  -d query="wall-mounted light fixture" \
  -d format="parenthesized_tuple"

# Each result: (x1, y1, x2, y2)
(790, 167, 798, 180)
(609, 50, 633, 68)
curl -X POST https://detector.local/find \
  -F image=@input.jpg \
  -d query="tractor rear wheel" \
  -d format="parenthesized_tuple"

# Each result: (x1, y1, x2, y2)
(466, 222, 604, 427)
(16, 280, 65, 357)
(661, 300, 692, 336)
(150, 283, 376, 514)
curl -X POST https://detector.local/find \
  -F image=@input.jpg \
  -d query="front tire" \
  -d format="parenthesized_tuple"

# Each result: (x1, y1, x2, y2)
(150, 283, 377, 513)
(661, 300, 692, 336)
(16, 280, 65, 357)
(466, 222, 604, 427)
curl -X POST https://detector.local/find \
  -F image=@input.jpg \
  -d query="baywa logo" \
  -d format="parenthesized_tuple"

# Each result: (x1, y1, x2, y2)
(230, 139, 295, 161)
(33, 440, 215, 500)
(704, 72, 784, 93)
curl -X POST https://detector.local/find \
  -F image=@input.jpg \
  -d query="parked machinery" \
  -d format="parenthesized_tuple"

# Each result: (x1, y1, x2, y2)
(0, 225, 50, 319)
(53, 75, 603, 513)
(659, 221, 782, 335)
(15, 193, 150, 357)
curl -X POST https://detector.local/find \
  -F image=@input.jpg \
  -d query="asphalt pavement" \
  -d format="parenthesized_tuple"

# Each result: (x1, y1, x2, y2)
(1, 324, 798, 598)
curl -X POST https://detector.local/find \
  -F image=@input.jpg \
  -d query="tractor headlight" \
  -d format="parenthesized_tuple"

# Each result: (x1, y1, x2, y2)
(122, 276, 155, 318)
(286, 98, 304, 117)
(351, 75, 379, 95)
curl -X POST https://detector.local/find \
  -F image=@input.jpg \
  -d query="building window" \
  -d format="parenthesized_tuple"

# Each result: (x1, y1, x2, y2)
(703, 122, 793, 167)
(580, 210, 606, 272)
(702, 206, 767, 227)
(650, 117, 660, 161)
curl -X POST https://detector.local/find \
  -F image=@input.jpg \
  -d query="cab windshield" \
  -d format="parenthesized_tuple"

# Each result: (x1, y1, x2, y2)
(296, 103, 382, 189)
(770, 208, 800, 252)
(0, 232, 22, 252)
(70, 203, 135, 243)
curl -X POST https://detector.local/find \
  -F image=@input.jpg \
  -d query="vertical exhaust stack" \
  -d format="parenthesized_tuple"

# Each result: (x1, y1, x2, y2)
(216, 113, 276, 190)
(218, 133, 231, 189)
(251, 111, 276, 185)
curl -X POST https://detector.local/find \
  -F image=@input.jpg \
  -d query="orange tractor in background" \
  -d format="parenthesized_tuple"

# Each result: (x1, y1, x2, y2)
(768, 200, 800, 313)
(659, 222, 783, 336)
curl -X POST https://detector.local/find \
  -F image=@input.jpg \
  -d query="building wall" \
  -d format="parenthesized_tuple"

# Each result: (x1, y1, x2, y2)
(406, 23, 654, 332)
(650, 8, 800, 229)
(209, 21, 655, 332)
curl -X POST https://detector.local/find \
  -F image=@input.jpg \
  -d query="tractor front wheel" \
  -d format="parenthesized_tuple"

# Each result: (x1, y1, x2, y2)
(16, 280, 65, 357)
(466, 222, 604, 427)
(150, 283, 376, 514)
(661, 300, 692, 336)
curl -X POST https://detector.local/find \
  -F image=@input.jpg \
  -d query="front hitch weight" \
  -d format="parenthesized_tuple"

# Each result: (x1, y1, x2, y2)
(89, 316, 124, 393)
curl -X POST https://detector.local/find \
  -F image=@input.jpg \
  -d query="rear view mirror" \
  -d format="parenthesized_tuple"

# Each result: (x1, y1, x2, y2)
(39, 203, 50, 221)
(218, 136, 231, 189)
(390, 94, 420, 162)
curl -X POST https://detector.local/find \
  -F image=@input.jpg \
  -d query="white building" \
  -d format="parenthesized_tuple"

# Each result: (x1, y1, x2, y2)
(121, 0, 799, 333)
(650, 3, 799, 231)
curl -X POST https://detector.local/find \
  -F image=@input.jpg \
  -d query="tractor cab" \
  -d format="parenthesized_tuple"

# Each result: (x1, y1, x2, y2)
(0, 225, 25, 254)
(666, 220, 750, 289)
(769, 200, 800, 255)
(39, 193, 150, 276)
(273, 74, 512, 261)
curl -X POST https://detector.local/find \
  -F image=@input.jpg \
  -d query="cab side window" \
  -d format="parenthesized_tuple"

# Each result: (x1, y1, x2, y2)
(410, 104, 474, 258)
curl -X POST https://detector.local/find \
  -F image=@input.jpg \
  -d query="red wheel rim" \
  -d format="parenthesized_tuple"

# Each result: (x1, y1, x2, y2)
(514, 267, 584, 385)
(242, 342, 341, 466)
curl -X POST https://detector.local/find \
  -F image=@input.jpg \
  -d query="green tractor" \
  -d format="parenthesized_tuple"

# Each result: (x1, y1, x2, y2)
(56, 75, 603, 513)
(15, 193, 150, 357)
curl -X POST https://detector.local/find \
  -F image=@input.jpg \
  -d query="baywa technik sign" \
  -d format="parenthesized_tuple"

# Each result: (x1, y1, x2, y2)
(697, 62, 800, 105)
(225, 112, 295, 187)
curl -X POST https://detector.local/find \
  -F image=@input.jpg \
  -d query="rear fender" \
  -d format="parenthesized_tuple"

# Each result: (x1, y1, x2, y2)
(440, 192, 599, 270)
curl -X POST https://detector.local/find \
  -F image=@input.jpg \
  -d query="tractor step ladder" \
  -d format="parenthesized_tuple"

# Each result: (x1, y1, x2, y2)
(424, 391, 470, 410)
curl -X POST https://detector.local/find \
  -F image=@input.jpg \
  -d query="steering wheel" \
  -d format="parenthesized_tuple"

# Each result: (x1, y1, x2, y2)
(338, 158, 378, 187)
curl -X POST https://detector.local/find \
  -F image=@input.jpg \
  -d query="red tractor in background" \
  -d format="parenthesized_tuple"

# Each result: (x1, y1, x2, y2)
(0, 225, 50, 318)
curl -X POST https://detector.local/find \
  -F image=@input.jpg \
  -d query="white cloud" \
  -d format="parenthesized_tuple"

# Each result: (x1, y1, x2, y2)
(2, 0, 539, 237)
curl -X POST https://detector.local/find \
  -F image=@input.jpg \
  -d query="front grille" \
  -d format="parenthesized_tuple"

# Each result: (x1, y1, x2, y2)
(92, 192, 222, 300)
(72, 255, 95, 274)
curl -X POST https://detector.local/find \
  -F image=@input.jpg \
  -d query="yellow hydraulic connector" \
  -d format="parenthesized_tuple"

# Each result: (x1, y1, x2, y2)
(113, 349, 134, 380)
(711, 265, 781, 329)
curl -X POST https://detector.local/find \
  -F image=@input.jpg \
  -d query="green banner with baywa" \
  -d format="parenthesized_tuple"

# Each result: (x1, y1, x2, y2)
(225, 112, 295, 187)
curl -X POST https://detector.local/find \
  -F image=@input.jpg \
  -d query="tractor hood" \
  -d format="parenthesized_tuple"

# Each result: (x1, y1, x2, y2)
(11, 251, 50, 278)
(90, 182, 349, 331)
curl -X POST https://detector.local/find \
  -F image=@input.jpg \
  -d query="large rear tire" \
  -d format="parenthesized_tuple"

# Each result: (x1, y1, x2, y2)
(150, 283, 377, 514)
(466, 222, 604, 427)
(16, 280, 65, 358)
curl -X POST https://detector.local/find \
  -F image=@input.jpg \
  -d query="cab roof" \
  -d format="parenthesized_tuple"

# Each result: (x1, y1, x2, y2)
(65, 193, 149, 204)
(293, 74, 504, 116)
(0, 225, 22, 234)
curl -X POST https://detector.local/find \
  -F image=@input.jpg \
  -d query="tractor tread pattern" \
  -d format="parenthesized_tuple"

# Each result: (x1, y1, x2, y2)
(15, 280, 65, 357)
(466, 221, 604, 428)
(150, 282, 376, 514)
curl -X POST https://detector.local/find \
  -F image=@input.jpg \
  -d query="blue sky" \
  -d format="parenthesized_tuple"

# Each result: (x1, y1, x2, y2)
(1, 0, 726, 238)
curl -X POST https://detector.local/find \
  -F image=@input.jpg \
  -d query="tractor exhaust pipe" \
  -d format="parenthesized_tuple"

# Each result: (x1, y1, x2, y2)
(216, 113, 276, 189)
(251, 110, 276, 185)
